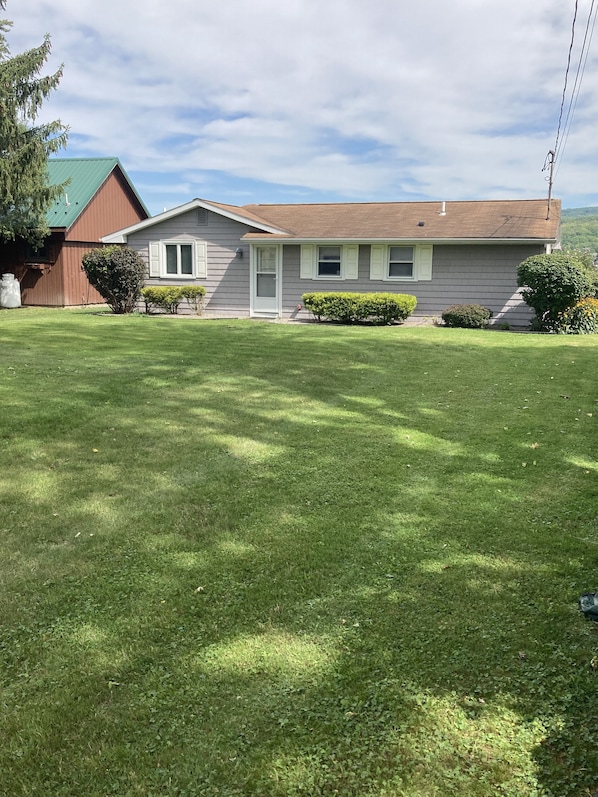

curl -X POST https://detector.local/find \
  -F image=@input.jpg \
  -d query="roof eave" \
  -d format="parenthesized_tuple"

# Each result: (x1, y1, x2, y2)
(242, 235, 559, 245)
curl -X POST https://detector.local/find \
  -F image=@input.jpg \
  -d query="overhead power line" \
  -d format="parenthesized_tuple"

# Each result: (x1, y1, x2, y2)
(544, 0, 598, 218)
(552, 0, 580, 160)
(554, 0, 598, 174)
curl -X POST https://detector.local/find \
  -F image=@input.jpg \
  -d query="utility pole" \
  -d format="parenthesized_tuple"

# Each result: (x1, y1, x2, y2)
(544, 150, 556, 220)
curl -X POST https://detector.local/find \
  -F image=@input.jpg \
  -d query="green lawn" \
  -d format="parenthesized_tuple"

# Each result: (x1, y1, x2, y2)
(1, 308, 597, 797)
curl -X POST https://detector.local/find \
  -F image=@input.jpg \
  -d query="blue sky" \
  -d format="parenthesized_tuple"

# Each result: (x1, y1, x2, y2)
(10, 0, 598, 214)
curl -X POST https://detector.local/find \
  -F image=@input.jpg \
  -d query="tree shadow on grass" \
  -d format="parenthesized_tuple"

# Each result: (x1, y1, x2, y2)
(1, 318, 598, 795)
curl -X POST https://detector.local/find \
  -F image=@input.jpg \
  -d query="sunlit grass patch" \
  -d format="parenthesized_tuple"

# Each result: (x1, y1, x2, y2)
(1, 310, 597, 796)
(199, 629, 333, 678)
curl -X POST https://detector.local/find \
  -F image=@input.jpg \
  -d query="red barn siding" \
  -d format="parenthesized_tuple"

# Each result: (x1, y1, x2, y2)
(20, 258, 64, 306)
(19, 169, 147, 306)
(68, 171, 147, 243)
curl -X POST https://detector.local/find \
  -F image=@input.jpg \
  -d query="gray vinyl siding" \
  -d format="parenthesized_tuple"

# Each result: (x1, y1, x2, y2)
(126, 208, 252, 317)
(284, 243, 544, 326)
(126, 209, 545, 325)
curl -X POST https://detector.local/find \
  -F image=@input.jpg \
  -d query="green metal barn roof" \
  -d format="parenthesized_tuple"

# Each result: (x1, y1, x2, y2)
(46, 158, 148, 229)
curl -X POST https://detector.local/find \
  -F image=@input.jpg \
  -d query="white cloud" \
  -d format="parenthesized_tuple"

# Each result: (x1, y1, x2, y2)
(8, 0, 598, 211)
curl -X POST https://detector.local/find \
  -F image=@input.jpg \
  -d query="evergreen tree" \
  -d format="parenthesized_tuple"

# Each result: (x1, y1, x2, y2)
(0, 0, 68, 247)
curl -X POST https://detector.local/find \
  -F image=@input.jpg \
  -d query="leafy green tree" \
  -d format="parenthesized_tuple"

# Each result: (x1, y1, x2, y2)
(82, 246, 146, 314)
(560, 209, 598, 253)
(561, 247, 595, 269)
(517, 252, 594, 331)
(0, 0, 68, 247)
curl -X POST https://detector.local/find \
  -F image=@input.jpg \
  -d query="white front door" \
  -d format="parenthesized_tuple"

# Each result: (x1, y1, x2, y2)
(252, 245, 280, 316)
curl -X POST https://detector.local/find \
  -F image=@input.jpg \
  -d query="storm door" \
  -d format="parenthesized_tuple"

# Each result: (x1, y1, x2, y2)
(252, 245, 280, 315)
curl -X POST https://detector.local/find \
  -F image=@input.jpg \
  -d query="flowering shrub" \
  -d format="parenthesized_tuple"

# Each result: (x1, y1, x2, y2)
(558, 297, 598, 334)
(517, 253, 594, 331)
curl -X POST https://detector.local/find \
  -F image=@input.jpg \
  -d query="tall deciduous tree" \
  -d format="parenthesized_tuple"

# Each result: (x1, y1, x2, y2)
(0, 0, 68, 247)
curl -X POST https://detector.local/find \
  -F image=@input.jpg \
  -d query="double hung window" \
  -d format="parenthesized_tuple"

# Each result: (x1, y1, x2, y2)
(317, 246, 342, 277)
(369, 244, 433, 282)
(165, 243, 194, 276)
(388, 246, 414, 279)
(298, 243, 359, 280)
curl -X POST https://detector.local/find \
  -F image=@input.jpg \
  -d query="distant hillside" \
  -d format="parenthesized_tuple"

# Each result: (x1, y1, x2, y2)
(561, 206, 598, 252)
(562, 207, 598, 218)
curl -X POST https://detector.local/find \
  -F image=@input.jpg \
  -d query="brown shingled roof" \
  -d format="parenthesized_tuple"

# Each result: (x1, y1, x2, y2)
(239, 199, 560, 241)
(201, 199, 292, 233)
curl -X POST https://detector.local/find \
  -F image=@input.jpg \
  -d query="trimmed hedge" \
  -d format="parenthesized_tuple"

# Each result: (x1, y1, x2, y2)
(302, 292, 417, 324)
(441, 304, 493, 329)
(141, 285, 206, 315)
(558, 297, 598, 334)
(180, 286, 207, 314)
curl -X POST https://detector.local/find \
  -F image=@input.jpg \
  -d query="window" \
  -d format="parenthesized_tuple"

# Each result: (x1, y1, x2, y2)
(369, 244, 433, 282)
(318, 246, 341, 277)
(299, 244, 359, 280)
(388, 246, 414, 278)
(25, 241, 50, 262)
(149, 241, 207, 279)
(165, 243, 193, 276)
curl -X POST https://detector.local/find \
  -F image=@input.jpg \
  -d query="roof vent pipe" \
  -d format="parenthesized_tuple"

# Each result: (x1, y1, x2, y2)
(439, 201, 446, 216)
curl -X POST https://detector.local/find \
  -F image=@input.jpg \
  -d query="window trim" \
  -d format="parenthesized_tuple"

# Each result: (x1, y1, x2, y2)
(317, 245, 342, 279)
(369, 243, 433, 282)
(300, 244, 359, 280)
(387, 245, 414, 280)
(164, 242, 194, 278)
(149, 240, 207, 280)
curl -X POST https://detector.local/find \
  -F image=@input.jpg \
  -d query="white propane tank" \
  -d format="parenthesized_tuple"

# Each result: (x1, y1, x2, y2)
(0, 273, 21, 308)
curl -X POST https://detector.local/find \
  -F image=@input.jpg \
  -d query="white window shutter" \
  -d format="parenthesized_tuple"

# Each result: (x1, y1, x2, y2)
(149, 242, 161, 277)
(342, 245, 359, 280)
(195, 241, 207, 278)
(416, 245, 433, 280)
(300, 244, 316, 279)
(370, 245, 386, 280)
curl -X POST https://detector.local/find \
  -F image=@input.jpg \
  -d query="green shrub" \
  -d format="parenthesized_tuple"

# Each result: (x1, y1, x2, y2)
(302, 292, 361, 323)
(357, 293, 418, 324)
(180, 285, 206, 314)
(82, 246, 146, 314)
(141, 286, 184, 314)
(302, 292, 416, 324)
(517, 252, 594, 331)
(441, 304, 493, 328)
(558, 297, 598, 334)
(141, 285, 206, 315)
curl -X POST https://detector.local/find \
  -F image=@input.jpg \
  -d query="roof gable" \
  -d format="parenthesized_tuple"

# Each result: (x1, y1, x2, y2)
(46, 158, 148, 230)
(101, 198, 289, 243)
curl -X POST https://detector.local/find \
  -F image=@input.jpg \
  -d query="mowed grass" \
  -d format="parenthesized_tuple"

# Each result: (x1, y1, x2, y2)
(1, 308, 598, 797)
